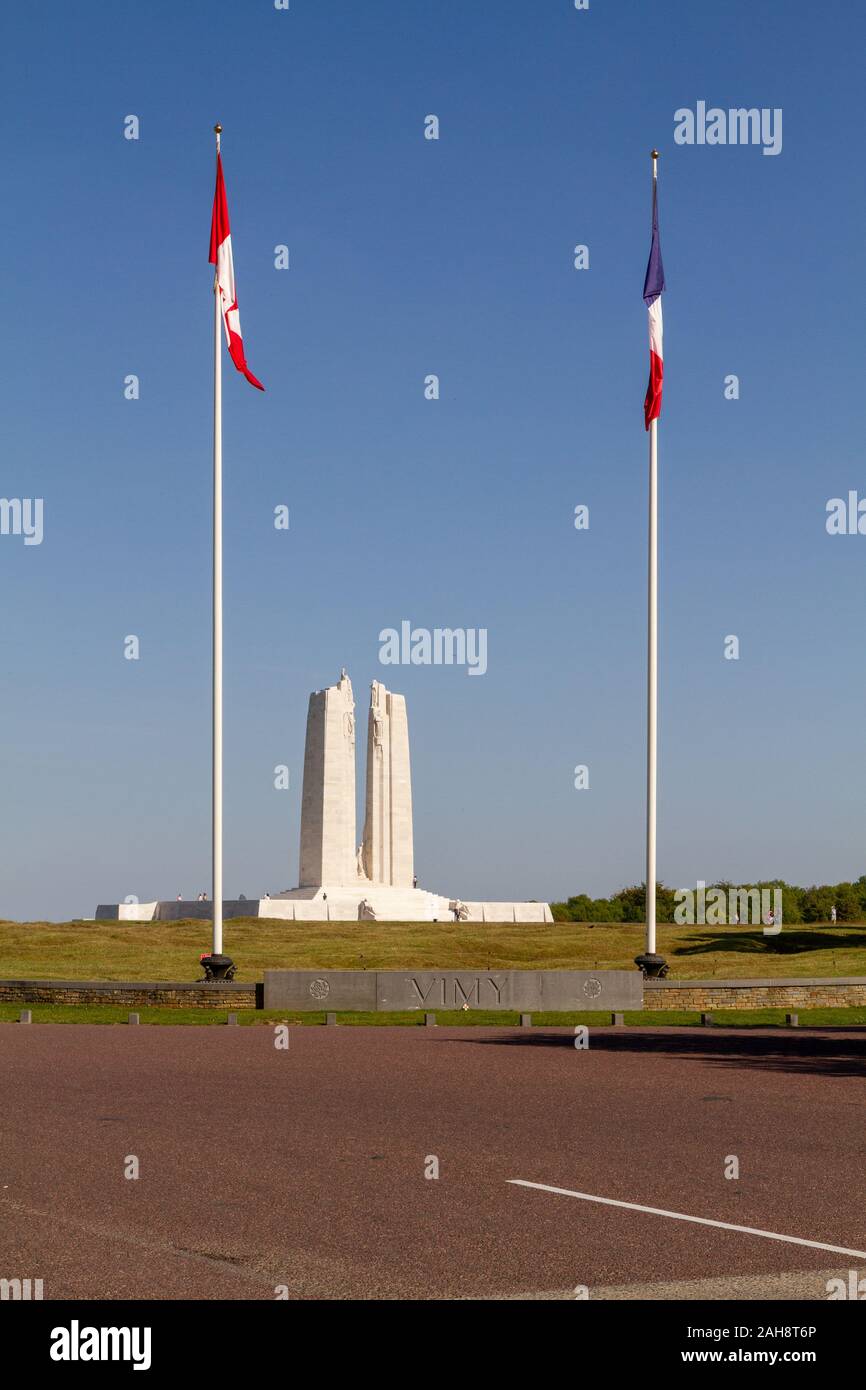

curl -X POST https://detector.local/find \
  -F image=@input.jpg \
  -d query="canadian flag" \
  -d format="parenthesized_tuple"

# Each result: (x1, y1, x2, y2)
(208, 152, 264, 391)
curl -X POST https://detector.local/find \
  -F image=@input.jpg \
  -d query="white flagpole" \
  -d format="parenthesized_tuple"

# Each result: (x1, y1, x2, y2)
(212, 122, 224, 961)
(645, 149, 659, 966)
(646, 424, 658, 957)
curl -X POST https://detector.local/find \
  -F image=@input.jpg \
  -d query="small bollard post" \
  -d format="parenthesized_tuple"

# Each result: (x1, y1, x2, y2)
(424, 1012, 436, 1027)
(325, 1012, 337, 1026)
(227, 1013, 238, 1026)
(19, 1009, 32, 1024)
(612, 1012, 624, 1027)
(520, 1013, 532, 1028)
(701, 1012, 713, 1027)
(786, 1012, 799, 1028)
(127, 1012, 140, 1026)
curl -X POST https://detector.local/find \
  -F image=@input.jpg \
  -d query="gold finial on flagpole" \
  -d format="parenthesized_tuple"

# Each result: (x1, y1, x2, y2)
(651, 149, 659, 159)
(214, 123, 222, 134)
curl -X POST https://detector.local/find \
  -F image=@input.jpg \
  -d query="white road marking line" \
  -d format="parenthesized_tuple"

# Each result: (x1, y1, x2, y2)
(507, 1181, 866, 1260)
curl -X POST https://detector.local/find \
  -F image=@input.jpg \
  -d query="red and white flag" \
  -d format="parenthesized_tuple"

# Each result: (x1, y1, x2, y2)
(208, 152, 264, 391)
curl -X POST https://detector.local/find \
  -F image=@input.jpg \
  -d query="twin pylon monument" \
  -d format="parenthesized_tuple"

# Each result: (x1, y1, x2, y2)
(97, 669, 551, 923)
(297, 671, 415, 903)
(274, 669, 550, 921)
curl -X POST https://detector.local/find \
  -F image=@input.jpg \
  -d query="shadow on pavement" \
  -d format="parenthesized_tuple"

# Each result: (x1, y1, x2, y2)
(438, 1028, 866, 1078)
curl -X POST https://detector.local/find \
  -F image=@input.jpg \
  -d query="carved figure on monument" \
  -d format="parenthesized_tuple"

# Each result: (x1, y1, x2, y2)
(359, 898, 377, 921)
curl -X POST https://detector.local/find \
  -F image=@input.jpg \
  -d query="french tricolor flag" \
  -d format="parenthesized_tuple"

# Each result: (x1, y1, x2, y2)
(643, 177, 665, 429)
(209, 152, 264, 391)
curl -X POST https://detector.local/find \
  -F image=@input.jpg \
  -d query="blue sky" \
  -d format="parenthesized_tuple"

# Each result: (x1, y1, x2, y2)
(2, 0, 864, 920)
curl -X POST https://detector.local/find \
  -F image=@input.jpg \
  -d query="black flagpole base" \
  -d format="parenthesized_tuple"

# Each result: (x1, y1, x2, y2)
(200, 953, 236, 981)
(634, 952, 668, 979)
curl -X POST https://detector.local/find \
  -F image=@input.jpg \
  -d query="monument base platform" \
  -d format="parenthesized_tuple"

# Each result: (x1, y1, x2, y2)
(270, 885, 553, 923)
(95, 889, 553, 924)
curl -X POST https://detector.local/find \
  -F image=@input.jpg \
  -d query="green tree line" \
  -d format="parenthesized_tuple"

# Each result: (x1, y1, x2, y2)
(551, 878, 866, 925)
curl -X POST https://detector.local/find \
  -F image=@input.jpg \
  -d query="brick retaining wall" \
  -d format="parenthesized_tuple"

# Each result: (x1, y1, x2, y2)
(0, 980, 260, 1009)
(644, 977, 866, 1010)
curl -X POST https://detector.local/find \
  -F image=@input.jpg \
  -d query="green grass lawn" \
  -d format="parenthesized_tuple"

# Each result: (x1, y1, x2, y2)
(2, 1004, 865, 1028)
(0, 918, 865, 982)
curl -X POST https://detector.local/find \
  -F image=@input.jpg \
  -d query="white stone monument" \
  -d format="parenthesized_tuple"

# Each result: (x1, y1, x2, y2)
(269, 670, 552, 923)
(96, 668, 553, 923)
